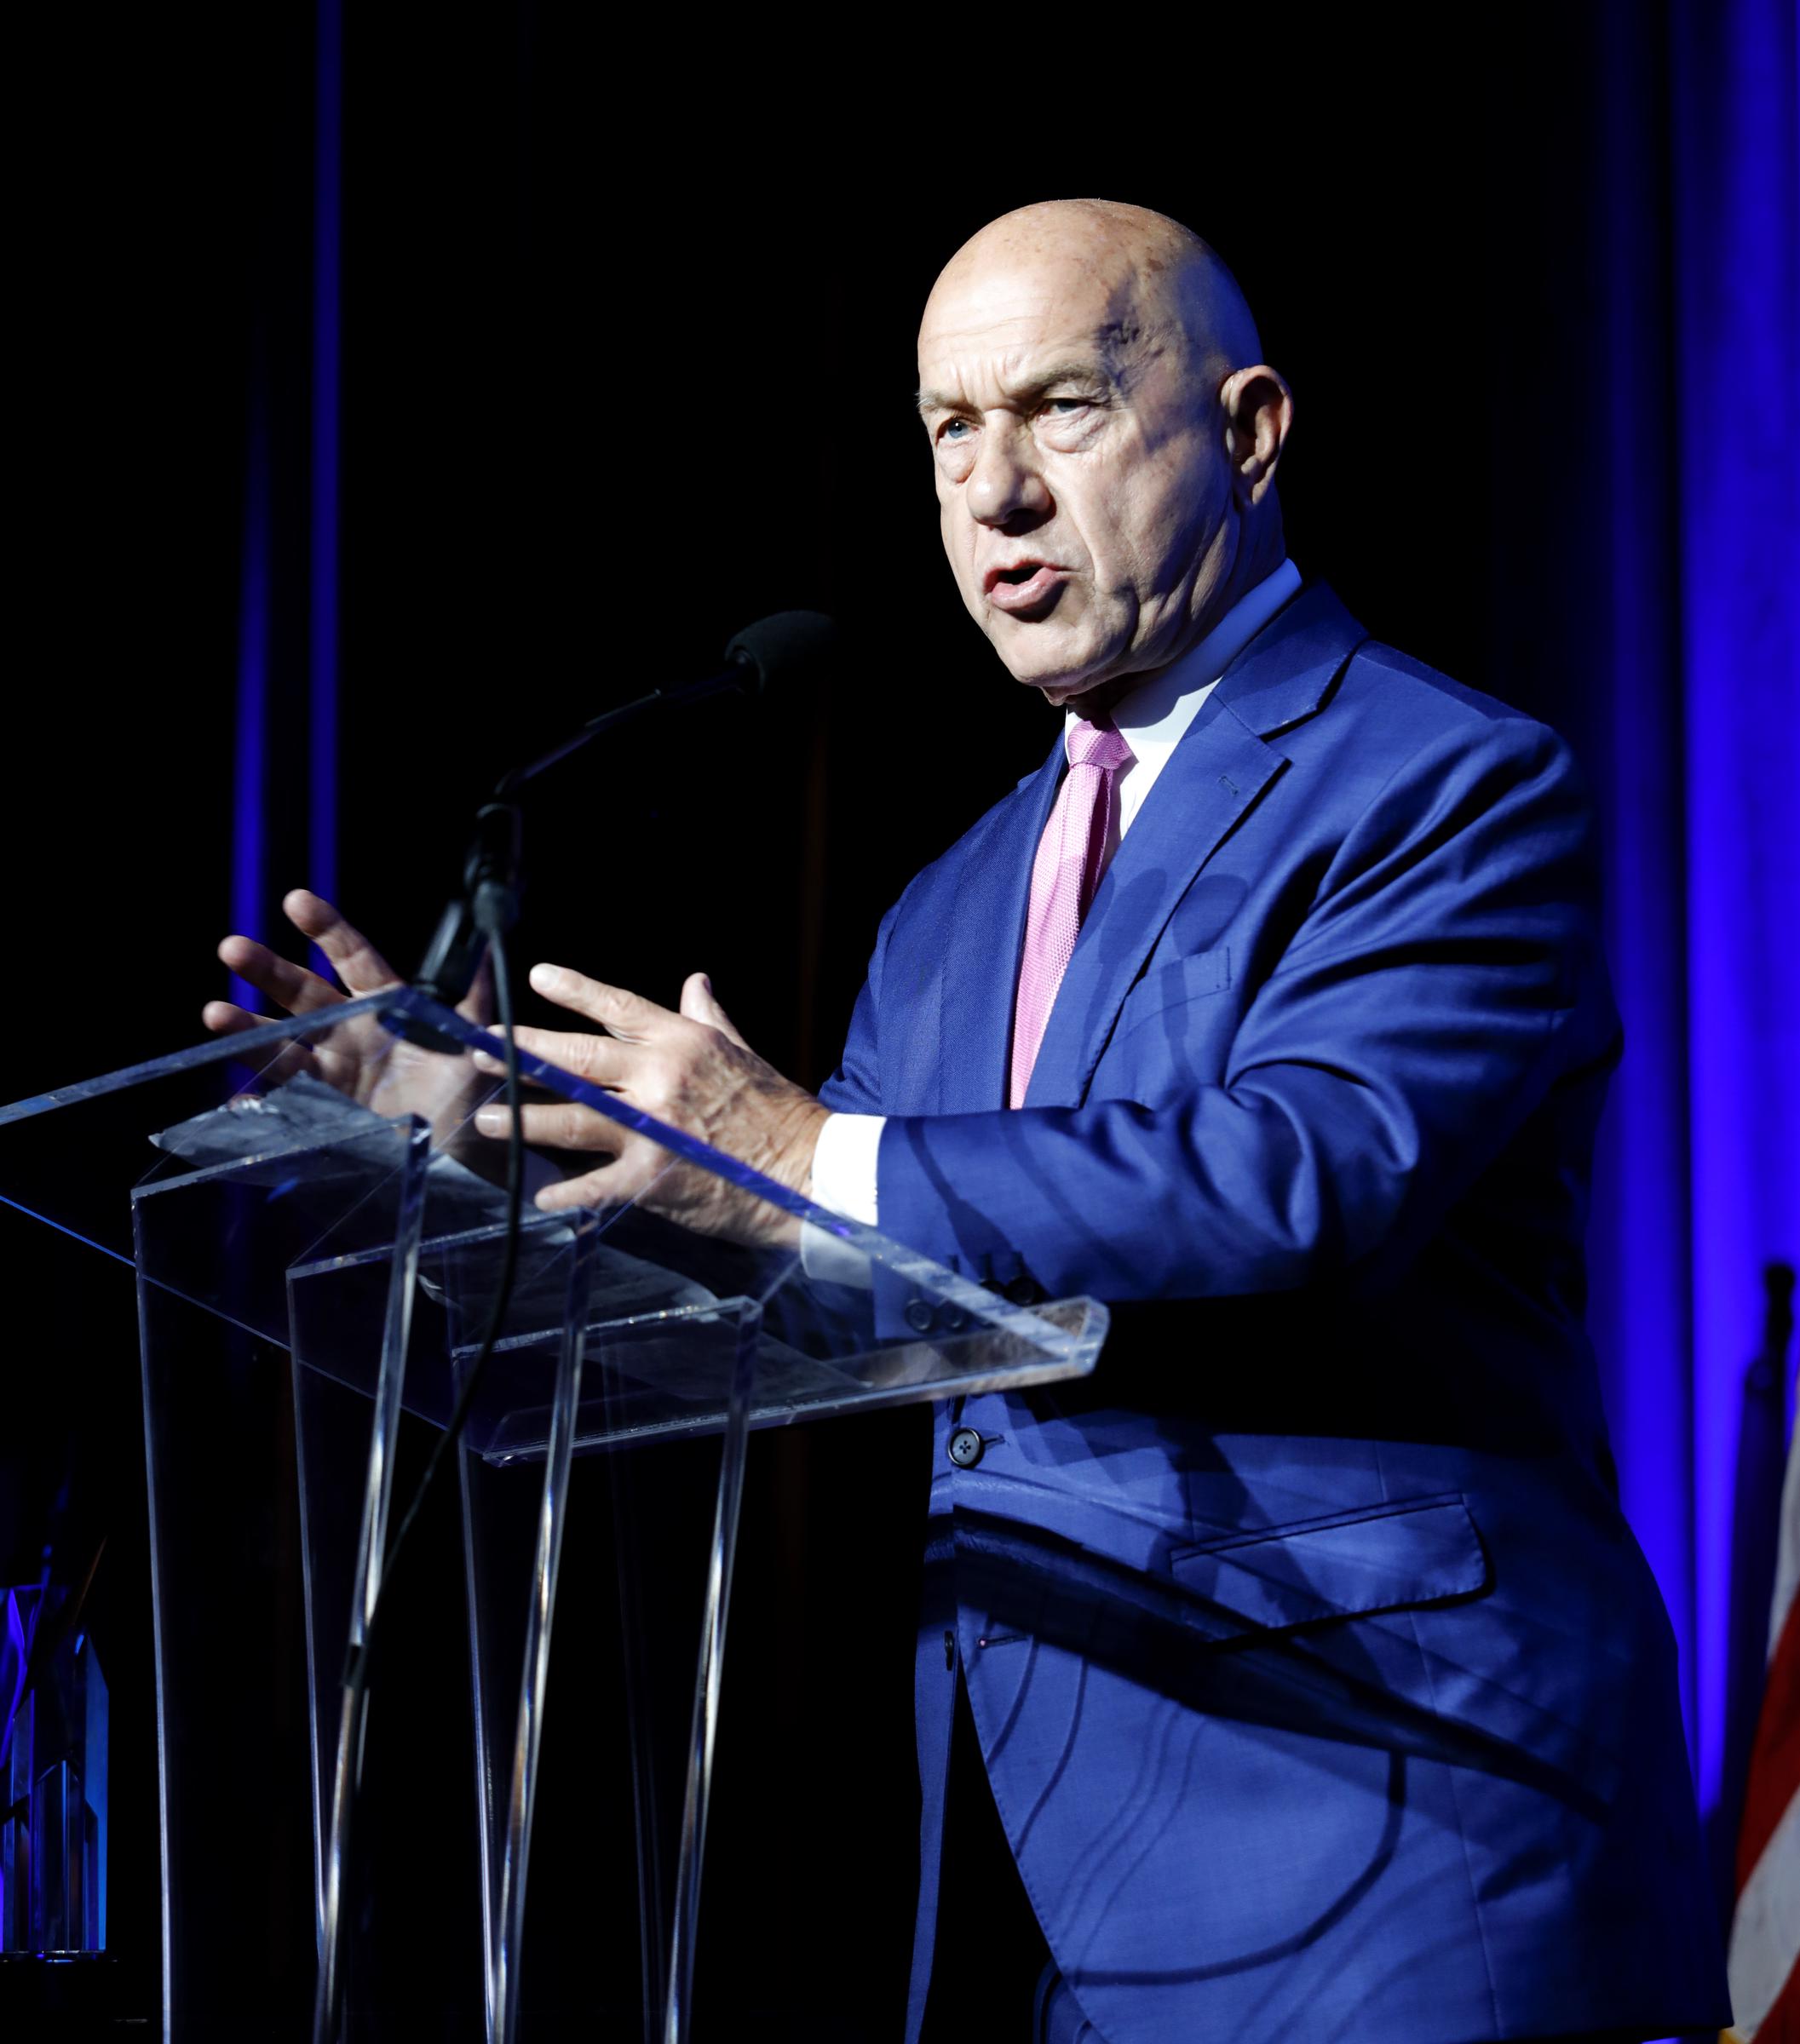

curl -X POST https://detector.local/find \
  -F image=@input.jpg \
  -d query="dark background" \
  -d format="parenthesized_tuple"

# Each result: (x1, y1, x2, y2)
(8, 4, 1786, 2037)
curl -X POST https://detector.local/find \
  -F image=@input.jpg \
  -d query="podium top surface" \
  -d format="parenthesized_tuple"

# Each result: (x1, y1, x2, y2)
(0, 987, 1104, 1447)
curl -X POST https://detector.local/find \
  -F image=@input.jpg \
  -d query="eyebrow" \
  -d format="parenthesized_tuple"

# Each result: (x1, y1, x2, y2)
(914, 359, 1114, 416)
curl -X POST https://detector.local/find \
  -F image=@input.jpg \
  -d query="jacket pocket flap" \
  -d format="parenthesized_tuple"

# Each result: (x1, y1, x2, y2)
(1168, 1495, 1487, 1637)
(1119, 947, 1233, 1034)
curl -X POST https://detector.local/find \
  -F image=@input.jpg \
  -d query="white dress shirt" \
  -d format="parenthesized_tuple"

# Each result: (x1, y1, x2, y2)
(808, 559, 1303, 1253)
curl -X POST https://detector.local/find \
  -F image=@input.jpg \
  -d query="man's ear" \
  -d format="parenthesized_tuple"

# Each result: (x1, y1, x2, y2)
(1220, 365, 1294, 508)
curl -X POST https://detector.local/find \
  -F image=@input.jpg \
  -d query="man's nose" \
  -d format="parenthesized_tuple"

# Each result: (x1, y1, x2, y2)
(967, 419, 1051, 527)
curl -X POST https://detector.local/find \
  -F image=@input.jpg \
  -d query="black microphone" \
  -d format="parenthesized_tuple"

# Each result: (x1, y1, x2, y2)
(401, 611, 837, 1033)
(493, 608, 836, 799)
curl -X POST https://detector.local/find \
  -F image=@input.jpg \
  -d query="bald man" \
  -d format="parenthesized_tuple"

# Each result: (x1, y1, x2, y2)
(216, 202, 1728, 2041)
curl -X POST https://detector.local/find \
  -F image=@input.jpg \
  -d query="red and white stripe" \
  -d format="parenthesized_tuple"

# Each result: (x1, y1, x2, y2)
(1727, 1416, 1800, 2041)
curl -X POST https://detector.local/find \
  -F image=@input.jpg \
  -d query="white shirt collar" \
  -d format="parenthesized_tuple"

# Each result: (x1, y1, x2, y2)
(1063, 557, 1303, 768)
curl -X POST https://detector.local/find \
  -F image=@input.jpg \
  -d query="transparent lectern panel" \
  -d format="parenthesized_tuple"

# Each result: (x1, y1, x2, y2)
(1, 982, 1104, 1419)
(0, 989, 495, 1278)
(288, 1209, 1103, 1460)
(270, 996, 1105, 2036)
(0, 989, 1109, 2041)
(0, 995, 506, 2038)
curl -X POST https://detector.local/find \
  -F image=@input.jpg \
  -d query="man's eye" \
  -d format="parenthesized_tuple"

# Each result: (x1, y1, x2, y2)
(939, 418, 972, 441)
(1044, 398, 1091, 416)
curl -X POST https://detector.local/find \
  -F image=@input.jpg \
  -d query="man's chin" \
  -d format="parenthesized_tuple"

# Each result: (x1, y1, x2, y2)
(989, 626, 1111, 706)
(1011, 657, 1118, 710)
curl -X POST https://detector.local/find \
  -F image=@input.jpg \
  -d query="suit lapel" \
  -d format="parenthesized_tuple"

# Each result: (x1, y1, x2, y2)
(1020, 702, 1282, 1107)
(934, 736, 1065, 1111)
(1023, 583, 1367, 1110)
(1207, 581, 1366, 741)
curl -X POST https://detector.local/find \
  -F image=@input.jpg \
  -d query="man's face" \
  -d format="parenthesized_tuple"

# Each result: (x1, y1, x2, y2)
(917, 248, 1233, 703)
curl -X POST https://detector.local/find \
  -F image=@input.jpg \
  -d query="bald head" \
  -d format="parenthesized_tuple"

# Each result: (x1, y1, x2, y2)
(925, 199, 1263, 383)
(917, 198, 1292, 706)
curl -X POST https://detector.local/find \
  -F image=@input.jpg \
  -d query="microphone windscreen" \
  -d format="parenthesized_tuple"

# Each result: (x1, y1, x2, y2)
(723, 610, 838, 694)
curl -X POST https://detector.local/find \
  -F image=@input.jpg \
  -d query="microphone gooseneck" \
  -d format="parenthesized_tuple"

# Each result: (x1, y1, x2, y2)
(405, 611, 837, 1023)
(494, 607, 837, 801)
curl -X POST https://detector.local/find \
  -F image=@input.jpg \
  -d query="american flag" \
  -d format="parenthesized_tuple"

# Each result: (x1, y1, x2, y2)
(1725, 1395, 1800, 2041)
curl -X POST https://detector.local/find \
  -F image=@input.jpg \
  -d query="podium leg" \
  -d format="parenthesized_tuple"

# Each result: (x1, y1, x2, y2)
(662, 1300, 762, 2044)
(313, 1119, 431, 2039)
(607, 1377, 667, 2041)
(459, 1381, 501, 2039)
(488, 1213, 598, 2043)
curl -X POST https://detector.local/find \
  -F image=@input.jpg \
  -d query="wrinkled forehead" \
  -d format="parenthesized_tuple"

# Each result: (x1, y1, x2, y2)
(917, 246, 1167, 394)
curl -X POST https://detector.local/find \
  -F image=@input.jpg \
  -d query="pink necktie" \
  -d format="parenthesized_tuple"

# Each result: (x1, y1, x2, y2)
(1009, 715, 1134, 1108)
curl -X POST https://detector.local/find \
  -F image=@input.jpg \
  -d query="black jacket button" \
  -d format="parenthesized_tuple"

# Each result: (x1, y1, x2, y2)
(947, 1427, 985, 1469)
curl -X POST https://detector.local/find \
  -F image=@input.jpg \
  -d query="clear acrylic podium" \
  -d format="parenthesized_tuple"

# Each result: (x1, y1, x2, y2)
(0, 987, 1104, 2041)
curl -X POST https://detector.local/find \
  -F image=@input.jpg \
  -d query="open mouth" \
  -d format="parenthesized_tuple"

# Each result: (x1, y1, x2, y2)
(985, 561, 1066, 613)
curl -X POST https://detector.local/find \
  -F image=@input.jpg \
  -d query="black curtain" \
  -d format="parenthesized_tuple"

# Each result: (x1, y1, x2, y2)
(8, 6, 1793, 2035)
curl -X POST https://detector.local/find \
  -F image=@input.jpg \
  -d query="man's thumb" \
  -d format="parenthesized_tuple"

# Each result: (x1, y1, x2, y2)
(681, 970, 749, 1047)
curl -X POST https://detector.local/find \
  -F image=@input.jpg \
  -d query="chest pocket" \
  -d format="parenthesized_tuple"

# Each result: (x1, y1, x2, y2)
(1108, 946, 1234, 1061)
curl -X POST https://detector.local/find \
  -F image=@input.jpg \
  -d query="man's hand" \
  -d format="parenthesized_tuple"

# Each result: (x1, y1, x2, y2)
(204, 889, 491, 1147)
(470, 963, 829, 1250)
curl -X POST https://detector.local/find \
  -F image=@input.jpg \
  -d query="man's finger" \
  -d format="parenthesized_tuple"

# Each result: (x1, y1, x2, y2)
(527, 963, 670, 1040)
(284, 889, 402, 996)
(203, 998, 268, 1036)
(470, 1025, 632, 1088)
(533, 1168, 617, 1214)
(217, 937, 345, 1017)
(532, 1142, 670, 1214)
(473, 1098, 632, 1151)
(200, 1000, 322, 1084)
(509, 1023, 634, 1086)
(679, 971, 750, 1048)
(470, 1047, 541, 1081)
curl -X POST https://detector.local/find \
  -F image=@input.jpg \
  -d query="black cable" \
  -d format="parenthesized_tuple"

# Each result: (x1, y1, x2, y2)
(313, 910, 526, 2044)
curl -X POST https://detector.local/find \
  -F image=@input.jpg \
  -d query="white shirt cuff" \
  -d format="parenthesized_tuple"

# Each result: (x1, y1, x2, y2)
(800, 1111, 886, 1285)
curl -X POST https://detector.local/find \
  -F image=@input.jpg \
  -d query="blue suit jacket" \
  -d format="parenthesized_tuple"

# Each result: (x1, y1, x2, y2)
(819, 585, 1729, 2042)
